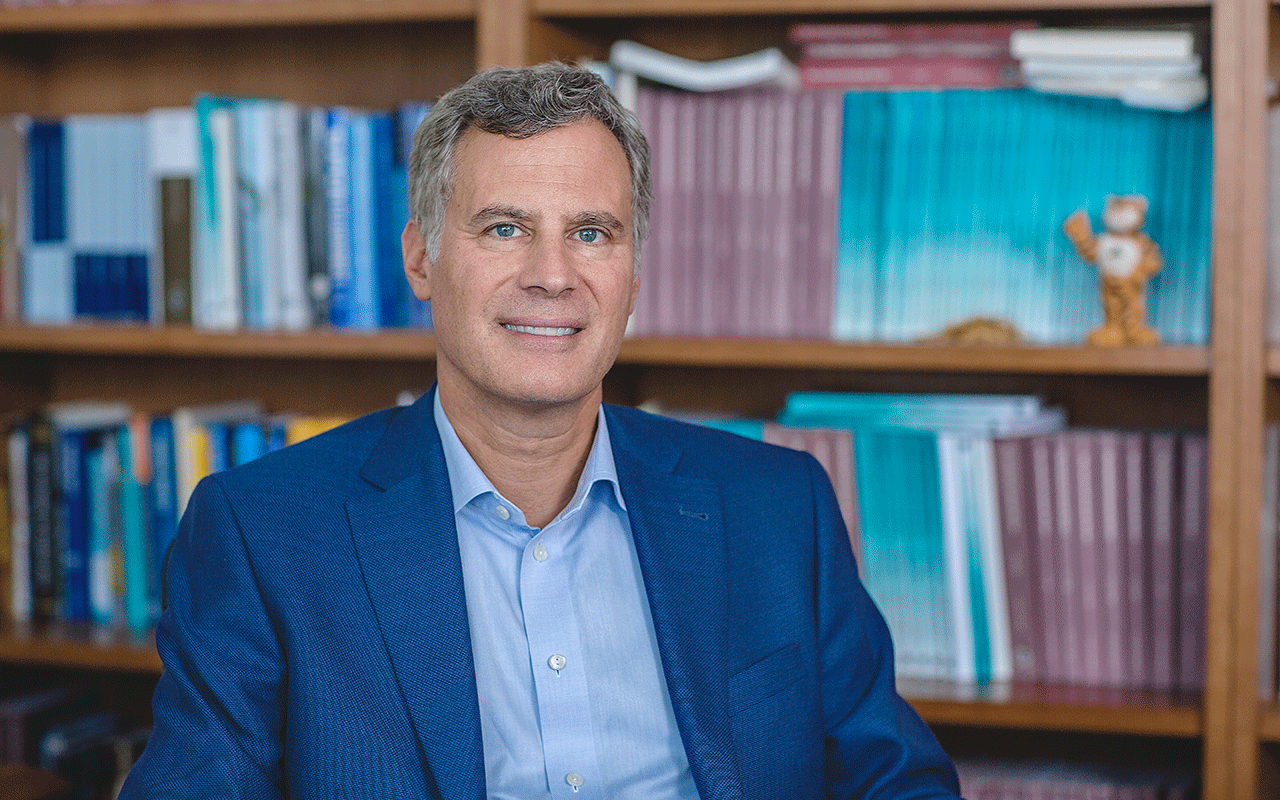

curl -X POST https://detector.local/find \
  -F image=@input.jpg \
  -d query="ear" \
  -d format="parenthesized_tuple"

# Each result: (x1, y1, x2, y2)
(403, 219, 432, 301)
(628, 275, 640, 316)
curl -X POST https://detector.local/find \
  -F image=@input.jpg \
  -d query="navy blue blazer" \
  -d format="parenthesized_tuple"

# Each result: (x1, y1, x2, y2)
(121, 392, 960, 799)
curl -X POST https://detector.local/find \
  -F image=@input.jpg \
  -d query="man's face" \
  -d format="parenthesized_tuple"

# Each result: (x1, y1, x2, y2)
(405, 119, 639, 415)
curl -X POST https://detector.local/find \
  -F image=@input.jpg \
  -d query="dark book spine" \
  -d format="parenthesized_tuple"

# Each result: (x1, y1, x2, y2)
(26, 415, 58, 623)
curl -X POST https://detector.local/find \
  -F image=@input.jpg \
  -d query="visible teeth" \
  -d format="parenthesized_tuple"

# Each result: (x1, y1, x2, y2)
(503, 324, 578, 337)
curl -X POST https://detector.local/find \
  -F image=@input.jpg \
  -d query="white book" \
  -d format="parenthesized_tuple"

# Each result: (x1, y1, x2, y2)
(1019, 55, 1201, 80)
(275, 102, 310, 331)
(1011, 27, 1196, 62)
(937, 432, 976, 683)
(608, 40, 799, 92)
(208, 106, 242, 330)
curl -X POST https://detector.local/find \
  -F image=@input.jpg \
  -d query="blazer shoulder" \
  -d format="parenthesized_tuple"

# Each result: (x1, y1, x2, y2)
(605, 403, 817, 483)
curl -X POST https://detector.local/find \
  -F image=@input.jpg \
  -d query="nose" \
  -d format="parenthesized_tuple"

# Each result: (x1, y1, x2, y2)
(518, 235, 579, 297)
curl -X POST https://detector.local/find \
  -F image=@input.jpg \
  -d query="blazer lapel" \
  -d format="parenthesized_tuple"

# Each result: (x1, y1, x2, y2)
(348, 393, 485, 800)
(608, 408, 745, 800)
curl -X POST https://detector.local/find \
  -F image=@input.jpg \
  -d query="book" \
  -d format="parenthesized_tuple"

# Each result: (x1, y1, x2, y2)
(1010, 27, 1197, 62)
(993, 436, 1041, 682)
(800, 57, 1022, 89)
(608, 40, 800, 92)
(145, 107, 197, 326)
(8, 424, 31, 623)
(790, 21, 1034, 44)
(1146, 430, 1181, 690)
(193, 94, 243, 330)
(0, 114, 27, 322)
(23, 119, 72, 325)
(1178, 432, 1208, 691)
(118, 414, 152, 631)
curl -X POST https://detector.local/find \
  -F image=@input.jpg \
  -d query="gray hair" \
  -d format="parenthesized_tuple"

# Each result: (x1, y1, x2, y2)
(408, 62, 652, 271)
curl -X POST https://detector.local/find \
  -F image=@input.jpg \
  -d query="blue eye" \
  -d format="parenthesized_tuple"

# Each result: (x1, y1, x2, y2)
(493, 223, 518, 238)
(576, 228, 601, 243)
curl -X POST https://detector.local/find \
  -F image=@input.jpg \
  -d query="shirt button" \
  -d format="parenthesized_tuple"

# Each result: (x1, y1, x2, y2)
(565, 772, 585, 788)
(532, 544, 549, 562)
(495, 505, 510, 521)
(548, 653, 567, 671)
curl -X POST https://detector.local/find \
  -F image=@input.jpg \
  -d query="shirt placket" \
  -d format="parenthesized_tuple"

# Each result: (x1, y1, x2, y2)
(520, 521, 602, 798)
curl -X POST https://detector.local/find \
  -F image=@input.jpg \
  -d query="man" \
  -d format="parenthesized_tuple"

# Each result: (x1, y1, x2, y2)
(121, 63, 960, 799)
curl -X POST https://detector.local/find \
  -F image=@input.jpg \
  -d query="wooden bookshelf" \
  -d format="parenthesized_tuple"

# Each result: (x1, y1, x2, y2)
(901, 680, 1203, 737)
(0, 0, 1274, 797)
(0, 624, 160, 674)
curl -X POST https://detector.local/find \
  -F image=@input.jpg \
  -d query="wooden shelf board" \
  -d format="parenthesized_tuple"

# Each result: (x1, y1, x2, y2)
(534, 0, 1208, 17)
(616, 337, 1209, 375)
(0, 0, 473, 32)
(0, 623, 161, 674)
(0, 323, 439, 361)
(902, 679, 1203, 737)
(0, 325, 1210, 374)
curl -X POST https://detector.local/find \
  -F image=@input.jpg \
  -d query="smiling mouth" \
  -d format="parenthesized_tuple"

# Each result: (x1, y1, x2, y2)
(501, 323, 581, 337)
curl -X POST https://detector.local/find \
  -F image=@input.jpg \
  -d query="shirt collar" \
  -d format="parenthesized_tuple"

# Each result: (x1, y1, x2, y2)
(433, 392, 627, 520)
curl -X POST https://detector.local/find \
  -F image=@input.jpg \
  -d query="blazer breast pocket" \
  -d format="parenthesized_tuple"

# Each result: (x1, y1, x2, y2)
(727, 642, 804, 717)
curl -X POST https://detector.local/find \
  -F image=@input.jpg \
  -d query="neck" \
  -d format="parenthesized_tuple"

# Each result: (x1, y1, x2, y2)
(438, 384, 602, 530)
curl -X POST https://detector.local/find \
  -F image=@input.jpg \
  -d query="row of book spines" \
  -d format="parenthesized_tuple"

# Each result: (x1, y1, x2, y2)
(753, 422, 1207, 690)
(7, 98, 433, 333)
(4, 409, 351, 631)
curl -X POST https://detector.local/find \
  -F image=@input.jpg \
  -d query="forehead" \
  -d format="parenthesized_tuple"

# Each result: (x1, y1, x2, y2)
(448, 120, 632, 214)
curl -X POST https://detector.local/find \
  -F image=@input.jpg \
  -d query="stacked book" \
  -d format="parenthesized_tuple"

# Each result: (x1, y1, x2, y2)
(790, 21, 1032, 90)
(673, 392, 1209, 691)
(1, 97, 433, 332)
(630, 84, 1212, 344)
(1010, 26, 1209, 112)
(4, 399, 353, 631)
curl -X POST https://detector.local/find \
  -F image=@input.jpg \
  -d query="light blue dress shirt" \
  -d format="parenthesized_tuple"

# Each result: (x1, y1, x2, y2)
(434, 396, 702, 800)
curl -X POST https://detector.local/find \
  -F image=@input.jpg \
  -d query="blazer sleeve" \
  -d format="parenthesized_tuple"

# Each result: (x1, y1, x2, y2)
(807, 456, 962, 799)
(118, 475, 285, 800)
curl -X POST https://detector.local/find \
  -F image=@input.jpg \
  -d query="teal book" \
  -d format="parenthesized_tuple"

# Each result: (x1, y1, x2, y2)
(193, 93, 245, 330)
(117, 419, 151, 632)
(854, 427, 952, 680)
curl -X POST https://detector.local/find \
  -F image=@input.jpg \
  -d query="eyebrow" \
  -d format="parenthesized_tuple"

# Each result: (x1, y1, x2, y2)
(569, 211, 625, 233)
(470, 205, 534, 227)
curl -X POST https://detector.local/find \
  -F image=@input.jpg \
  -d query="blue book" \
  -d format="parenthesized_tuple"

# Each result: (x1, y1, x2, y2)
(84, 432, 115, 627)
(24, 119, 73, 324)
(325, 107, 354, 327)
(373, 111, 407, 327)
(148, 415, 177, 616)
(231, 420, 266, 467)
(205, 421, 231, 475)
(56, 428, 90, 623)
(346, 111, 378, 330)
(117, 420, 151, 632)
